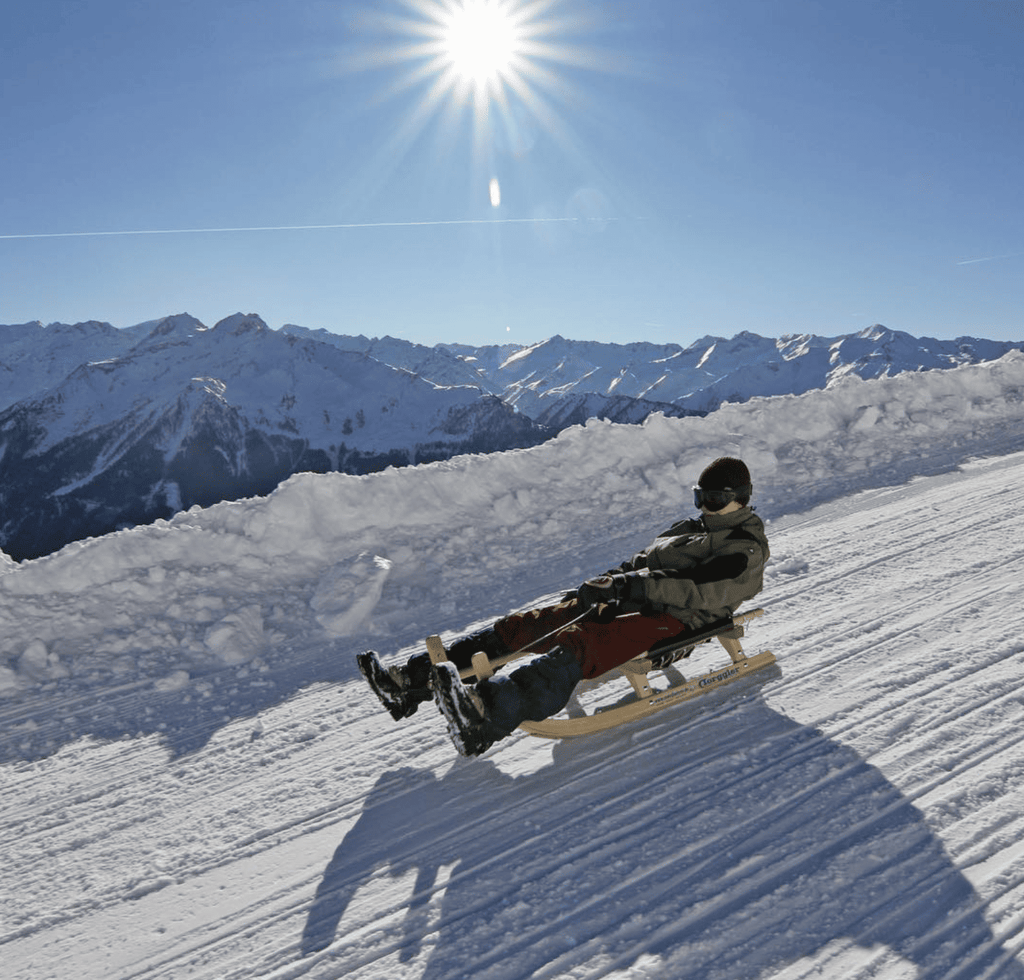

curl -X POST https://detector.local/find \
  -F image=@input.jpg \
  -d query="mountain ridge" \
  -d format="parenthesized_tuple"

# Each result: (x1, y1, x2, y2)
(1, 314, 1020, 560)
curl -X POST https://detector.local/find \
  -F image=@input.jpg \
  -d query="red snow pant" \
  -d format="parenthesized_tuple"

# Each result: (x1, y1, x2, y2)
(491, 598, 692, 680)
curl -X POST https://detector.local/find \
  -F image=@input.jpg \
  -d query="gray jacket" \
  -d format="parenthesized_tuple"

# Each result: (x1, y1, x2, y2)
(613, 507, 770, 627)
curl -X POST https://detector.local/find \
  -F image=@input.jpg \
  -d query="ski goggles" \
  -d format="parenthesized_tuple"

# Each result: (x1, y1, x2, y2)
(693, 484, 751, 512)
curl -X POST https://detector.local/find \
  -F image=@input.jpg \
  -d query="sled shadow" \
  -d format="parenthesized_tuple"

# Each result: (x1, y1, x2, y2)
(301, 691, 1024, 980)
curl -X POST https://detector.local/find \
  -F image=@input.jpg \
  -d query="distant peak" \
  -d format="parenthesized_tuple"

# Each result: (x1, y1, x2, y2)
(40, 319, 117, 335)
(213, 313, 270, 336)
(145, 314, 207, 340)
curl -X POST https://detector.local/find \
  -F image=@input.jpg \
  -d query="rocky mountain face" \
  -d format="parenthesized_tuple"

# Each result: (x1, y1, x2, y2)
(1, 315, 1019, 560)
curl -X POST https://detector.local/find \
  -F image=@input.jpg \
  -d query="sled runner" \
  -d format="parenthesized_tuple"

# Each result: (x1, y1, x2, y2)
(425, 607, 774, 738)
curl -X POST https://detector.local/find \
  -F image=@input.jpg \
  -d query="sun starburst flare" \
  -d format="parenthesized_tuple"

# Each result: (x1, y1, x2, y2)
(398, 0, 551, 112)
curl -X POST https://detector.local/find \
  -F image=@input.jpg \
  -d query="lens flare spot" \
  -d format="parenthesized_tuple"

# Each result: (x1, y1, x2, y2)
(489, 177, 501, 207)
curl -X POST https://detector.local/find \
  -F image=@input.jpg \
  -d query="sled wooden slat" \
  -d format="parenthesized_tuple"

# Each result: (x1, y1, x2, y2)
(425, 634, 448, 665)
(470, 651, 494, 680)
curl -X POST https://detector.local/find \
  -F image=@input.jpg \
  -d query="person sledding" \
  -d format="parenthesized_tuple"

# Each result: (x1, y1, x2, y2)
(358, 456, 769, 756)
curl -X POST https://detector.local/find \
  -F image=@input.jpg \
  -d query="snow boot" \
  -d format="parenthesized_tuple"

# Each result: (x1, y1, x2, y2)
(431, 661, 496, 757)
(357, 651, 433, 721)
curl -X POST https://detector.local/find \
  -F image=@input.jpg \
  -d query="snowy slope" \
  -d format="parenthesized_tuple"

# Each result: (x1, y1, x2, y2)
(0, 319, 146, 412)
(5, 355, 1024, 978)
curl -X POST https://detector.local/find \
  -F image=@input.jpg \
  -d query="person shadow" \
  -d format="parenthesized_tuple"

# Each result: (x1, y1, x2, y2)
(301, 676, 1024, 979)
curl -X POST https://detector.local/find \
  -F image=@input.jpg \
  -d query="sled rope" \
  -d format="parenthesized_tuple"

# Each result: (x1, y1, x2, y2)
(428, 606, 601, 679)
(505, 605, 597, 660)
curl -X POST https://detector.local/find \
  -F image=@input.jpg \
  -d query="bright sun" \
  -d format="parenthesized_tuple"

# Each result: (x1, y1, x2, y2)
(370, 0, 593, 118)
(439, 0, 522, 86)
(354, 0, 604, 205)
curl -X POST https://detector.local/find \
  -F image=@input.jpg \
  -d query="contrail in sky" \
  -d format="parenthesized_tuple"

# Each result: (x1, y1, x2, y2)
(956, 251, 1024, 266)
(0, 217, 584, 241)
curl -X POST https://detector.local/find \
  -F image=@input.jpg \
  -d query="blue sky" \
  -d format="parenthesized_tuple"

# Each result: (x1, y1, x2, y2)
(2, 0, 1021, 346)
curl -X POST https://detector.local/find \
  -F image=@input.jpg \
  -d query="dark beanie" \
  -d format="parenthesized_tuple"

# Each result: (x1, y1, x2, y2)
(698, 457, 752, 503)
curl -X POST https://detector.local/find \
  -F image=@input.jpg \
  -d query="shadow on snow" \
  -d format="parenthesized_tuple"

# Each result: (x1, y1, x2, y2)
(302, 680, 1023, 980)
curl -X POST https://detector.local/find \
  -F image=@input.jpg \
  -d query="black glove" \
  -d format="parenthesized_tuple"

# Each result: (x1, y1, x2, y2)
(577, 574, 634, 611)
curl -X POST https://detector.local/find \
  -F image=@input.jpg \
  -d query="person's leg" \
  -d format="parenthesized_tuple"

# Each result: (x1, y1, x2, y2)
(425, 598, 582, 672)
(445, 626, 507, 670)
(476, 646, 583, 737)
(361, 599, 587, 722)
(478, 611, 690, 736)
(433, 645, 583, 756)
(556, 611, 691, 679)
(490, 598, 588, 657)
(433, 611, 692, 754)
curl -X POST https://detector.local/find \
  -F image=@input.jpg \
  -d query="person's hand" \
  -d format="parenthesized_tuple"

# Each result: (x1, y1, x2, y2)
(577, 574, 629, 611)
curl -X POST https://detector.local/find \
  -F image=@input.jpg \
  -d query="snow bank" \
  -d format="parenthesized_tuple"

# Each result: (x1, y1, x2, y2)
(2, 352, 1024, 696)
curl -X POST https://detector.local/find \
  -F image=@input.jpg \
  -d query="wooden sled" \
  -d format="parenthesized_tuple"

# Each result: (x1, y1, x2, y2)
(425, 607, 775, 739)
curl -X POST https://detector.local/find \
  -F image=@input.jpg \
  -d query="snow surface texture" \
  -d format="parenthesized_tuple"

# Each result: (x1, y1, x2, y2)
(5, 353, 1024, 978)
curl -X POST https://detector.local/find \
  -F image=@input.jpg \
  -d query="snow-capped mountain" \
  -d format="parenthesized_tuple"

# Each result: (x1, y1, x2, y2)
(0, 318, 146, 411)
(1, 314, 1020, 561)
(0, 314, 551, 560)
(284, 323, 1023, 416)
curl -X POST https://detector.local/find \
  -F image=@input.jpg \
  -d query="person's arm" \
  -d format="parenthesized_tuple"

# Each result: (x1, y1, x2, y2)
(643, 534, 765, 613)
